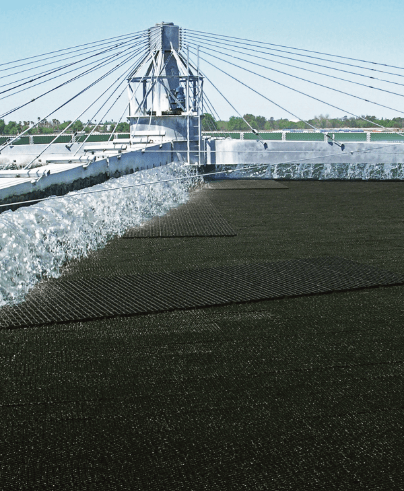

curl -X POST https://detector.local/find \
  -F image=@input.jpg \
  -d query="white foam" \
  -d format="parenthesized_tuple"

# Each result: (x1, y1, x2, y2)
(0, 163, 201, 307)
(220, 163, 404, 180)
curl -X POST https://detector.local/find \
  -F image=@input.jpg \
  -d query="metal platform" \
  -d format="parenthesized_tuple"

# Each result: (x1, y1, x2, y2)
(123, 192, 236, 238)
(1, 257, 403, 329)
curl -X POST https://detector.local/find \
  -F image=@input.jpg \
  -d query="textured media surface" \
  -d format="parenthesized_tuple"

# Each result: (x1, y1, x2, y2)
(205, 179, 288, 190)
(1, 257, 403, 329)
(2, 182, 404, 490)
(123, 192, 236, 238)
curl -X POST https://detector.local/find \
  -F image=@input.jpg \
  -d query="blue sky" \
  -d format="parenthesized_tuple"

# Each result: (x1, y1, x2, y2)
(2, 0, 404, 122)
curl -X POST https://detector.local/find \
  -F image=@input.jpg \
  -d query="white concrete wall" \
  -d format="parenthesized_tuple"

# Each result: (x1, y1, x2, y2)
(212, 140, 404, 165)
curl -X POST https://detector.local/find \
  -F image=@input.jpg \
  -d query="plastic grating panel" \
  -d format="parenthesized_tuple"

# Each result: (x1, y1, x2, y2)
(123, 193, 236, 238)
(1, 257, 404, 329)
(205, 180, 288, 190)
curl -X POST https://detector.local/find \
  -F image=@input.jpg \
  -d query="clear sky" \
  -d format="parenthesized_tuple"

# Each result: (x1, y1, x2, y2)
(2, 0, 404, 123)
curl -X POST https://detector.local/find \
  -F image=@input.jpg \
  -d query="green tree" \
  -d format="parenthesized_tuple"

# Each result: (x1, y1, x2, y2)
(116, 122, 130, 132)
(277, 119, 291, 130)
(243, 114, 258, 129)
(59, 121, 71, 131)
(41, 127, 55, 134)
(5, 121, 18, 134)
(265, 117, 275, 130)
(255, 116, 266, 130)
(71, 120, 84, 132)
(228, 116, 249, 131)
(0, 119, 5, 134)
(201, 113, 217, 131)
(216, 121, 228, 131)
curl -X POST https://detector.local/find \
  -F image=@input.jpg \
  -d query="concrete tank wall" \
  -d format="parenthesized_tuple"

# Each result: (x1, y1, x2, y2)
(211, 140, 404, 165)
(0, 142, 174, 211)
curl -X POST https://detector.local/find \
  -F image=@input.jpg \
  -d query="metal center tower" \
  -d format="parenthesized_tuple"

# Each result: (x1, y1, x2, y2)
(127, 22, 203, 164)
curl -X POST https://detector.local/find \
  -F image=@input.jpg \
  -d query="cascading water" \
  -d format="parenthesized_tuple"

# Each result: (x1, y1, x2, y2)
(0, 163, 201, 307)
(219, 163, 404, 180)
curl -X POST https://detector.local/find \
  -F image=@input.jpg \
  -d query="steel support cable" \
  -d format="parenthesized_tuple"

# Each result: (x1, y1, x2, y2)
(108, 102, 131, 142)
(74, 49, 167, 155)
(185, 29, 404, 72)
(203, 109, 219, 133)
(188, 48, 343, 147)
(191, 44, 404, 118)
(130, 52, 176, 116)
(177, 49, 264, 141)
(0, 45, 148, 152)
(108, 52, 151, 144)
(0, 36, 147, 94)
(192, 48, 404, 139)
(202, 98, 224, 133)
(73, 76, 135, 156)
(0, 38, 148, 90)
(0, 30, 148, 70)
(184, 31, 404, 80)
(203, 95, 221, 123)
(0, 33, 147, 81)
(0, 43, 147, 121)
(0, 41, 148, 103)
(110, 50, 159, 142)
(185, 34, 404, 90)
(186, 39, 404, 98)
(23, 48, 148, 169)
(0, 39, 148, 98)
(198, 73, 260, 140)
(0, 30, 148, 71)
(203, 89, 242, 139)
(108, 52, 154, 142)
(0, 39, 144, 90)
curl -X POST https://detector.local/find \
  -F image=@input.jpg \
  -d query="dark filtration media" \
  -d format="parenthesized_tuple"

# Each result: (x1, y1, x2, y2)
(123, 192, 237, 238)
(1, 257, 403, 329)
(204, 179, 288, 190)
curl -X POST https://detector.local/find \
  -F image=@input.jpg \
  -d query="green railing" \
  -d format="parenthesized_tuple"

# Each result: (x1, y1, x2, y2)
(286, 133, 324, 141)
(33, 135, 73, 144)
(85, 134, 111, 142)
(203, 132, 241, 139)
(371, 132, 404, 142)
(331, 132, 367, 141)
(13, 137, 30, 145)
(202, 131, 402, 142)
(1, 131, 404, 145)
(244, 132, 283, 140)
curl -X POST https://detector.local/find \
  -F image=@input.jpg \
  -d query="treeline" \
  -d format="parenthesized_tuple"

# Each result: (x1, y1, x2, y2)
(0, 119, 130, 135)
(2, 114, 404, 135)
(202, 114, 404, 131)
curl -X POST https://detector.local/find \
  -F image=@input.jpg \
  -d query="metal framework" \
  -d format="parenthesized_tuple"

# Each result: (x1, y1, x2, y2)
(126, 22, 204, 164)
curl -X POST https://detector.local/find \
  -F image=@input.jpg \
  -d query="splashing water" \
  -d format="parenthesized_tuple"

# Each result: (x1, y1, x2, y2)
(219, 163, 404, 180)
(0, 163, 201, 307)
